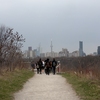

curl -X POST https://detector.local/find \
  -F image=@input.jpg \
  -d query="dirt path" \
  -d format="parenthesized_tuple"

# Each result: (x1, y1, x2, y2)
(14, 73, 80, 100)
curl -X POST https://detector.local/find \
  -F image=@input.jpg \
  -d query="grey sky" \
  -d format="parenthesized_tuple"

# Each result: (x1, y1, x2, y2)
(0, 0, 100, 54)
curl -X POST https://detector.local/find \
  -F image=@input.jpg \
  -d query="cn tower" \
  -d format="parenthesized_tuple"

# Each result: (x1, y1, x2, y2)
(50, 39, 53, 57)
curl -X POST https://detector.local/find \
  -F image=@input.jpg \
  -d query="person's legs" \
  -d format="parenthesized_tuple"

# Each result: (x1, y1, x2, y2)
(37, 68, 39, 74)
(39, 67, 42, 74)
(53, 67, 56, 75)
(47, 67, 49, 75)
(45, 68, 47, 74)
(52, 67, 54, 74)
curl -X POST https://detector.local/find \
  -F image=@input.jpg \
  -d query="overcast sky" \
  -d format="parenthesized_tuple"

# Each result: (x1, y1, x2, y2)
(0, 0, 100, 54)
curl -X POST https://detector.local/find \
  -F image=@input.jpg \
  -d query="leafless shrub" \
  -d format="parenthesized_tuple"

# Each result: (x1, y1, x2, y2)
(56, 56, 100, 80)
(0, 26, 25, 74)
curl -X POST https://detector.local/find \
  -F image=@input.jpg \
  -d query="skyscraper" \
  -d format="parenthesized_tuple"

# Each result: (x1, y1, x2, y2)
(97, 46, 100, 55)
(62, 48, 69, 57)
(37, 43, 42, 57)
(79, 41, 83, 57)
(28, 47, 32, 51)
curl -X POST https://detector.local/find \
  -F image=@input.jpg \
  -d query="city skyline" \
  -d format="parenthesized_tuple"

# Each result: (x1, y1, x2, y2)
(0, 0, 100, 55)
(23, 42, 98, 58)
(23, 39, 100, 58)
(23, 40, 98, 55)
(23, 47, 78, 58)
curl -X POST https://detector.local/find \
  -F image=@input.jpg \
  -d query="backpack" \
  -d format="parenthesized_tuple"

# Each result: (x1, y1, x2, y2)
(38, 61, 42, 66)
(46, 61, 50, 67)
(52, 61, 56, 66)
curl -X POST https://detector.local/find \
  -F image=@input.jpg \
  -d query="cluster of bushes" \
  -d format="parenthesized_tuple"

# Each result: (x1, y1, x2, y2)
(57, 56, 100, 80)
(60, 56, 100, 100)
(0, 26, 25, 74)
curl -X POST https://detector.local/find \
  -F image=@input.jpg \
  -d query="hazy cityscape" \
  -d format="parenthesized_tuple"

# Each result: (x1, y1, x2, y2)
(1, 0, 100, 58)
(23, 41, 99, 58)
(0, 1, 100, 100)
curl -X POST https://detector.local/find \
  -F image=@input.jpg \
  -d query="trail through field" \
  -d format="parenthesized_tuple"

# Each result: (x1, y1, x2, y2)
(14, 72, 80, 100)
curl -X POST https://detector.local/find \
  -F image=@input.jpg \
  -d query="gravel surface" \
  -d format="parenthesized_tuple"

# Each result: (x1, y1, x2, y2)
(14, 73, 80, 100)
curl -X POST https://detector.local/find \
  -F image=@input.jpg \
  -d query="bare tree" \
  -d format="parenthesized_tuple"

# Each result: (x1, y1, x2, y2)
(0, 26, 25, 73)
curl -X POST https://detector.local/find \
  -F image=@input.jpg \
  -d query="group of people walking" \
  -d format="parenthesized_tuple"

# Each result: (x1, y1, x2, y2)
(31, 58, 60, 75)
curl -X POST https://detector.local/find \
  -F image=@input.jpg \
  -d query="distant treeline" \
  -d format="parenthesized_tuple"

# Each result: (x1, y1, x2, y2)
(29, 56, 100, 79)
(57, 56, 100, 80)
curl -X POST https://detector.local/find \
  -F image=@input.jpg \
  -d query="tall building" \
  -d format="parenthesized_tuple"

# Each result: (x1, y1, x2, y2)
(46, 52, 51, 57)
(58, 48, 69, 57)
(29, 50, 33, 58)
(28, 47, 32, 51)
(62, 48, 69, 57)
(79, 41, 83, 57)
(97, 46, 100, 55)
(37, 44, 42, 57)
(69, 51, 79, 57)
(52, 52, 59, 57)
(40, 53, 45, 58)
(59, 51, 65, 57)
(33, 49, 38, 57)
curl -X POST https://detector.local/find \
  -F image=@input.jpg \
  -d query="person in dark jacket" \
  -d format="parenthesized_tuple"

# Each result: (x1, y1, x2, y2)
(44, 59, 47, 74)
(45, 58, 51, 75)
(52, 58, 57, 75)
(38, 58, 43, 74)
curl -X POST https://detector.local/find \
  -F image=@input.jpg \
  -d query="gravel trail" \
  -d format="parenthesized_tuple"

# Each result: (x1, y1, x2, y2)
(14, 73, 80, 100)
